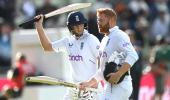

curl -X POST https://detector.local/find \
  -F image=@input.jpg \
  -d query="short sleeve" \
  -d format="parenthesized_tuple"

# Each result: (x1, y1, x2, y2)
(52, 37, 68, 52)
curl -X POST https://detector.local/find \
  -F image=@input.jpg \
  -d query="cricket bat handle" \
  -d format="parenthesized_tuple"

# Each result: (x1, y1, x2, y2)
(18, 16, 45, 27)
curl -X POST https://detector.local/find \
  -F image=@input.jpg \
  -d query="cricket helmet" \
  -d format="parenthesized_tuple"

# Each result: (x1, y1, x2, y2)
(67, 11, 87, 32)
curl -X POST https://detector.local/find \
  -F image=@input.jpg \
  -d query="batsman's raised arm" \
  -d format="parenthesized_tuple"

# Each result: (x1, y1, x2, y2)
(35, 14, 53, 52)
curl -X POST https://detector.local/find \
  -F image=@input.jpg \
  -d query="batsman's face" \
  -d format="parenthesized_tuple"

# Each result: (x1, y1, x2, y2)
(97, 13, 110, 34)
(72, 24, 84, 37)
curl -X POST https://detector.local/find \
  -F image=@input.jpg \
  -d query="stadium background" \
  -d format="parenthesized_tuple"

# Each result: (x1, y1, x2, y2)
(0, 0, 170, 100)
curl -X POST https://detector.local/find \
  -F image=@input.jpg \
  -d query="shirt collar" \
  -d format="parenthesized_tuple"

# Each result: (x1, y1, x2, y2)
(108, 26, 119, 36)
(74, 30, 89, 40)
(80, 30, 89, 39)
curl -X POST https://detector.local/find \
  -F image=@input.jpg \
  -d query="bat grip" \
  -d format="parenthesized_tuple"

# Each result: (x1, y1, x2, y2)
(18, 15, 45, 27)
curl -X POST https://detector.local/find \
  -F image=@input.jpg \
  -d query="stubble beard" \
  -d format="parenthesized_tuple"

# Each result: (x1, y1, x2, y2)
(98, 24, 110, 34)
(72, 30, 83, 38)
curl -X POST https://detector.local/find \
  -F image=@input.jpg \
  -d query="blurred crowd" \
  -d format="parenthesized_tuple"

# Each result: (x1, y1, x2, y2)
(0, 0, 170, 100)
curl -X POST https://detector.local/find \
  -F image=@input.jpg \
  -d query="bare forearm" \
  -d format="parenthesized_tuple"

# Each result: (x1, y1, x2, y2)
(36, 24, 53, 51)
(117, 62, 131, 76)
(79, 77, 98, 90)
(88, 78, 98, 87)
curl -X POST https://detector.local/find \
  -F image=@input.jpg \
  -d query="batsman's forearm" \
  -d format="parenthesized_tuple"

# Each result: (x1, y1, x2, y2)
(36, 25, 53, 51)
(117, 62, 131, 76)
(88, 78, 98, 87)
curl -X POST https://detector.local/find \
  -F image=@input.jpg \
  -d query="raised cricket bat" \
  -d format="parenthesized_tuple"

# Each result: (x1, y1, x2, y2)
(26, 76, 100, 92)
(19, 3, 92, 27)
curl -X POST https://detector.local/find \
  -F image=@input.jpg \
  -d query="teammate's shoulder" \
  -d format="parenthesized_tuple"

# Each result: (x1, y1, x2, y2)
(89, 33, 96, 38)
(89, 34, 100, 41)
(118, 30, 129, 39)
(86, 32, 96, 38)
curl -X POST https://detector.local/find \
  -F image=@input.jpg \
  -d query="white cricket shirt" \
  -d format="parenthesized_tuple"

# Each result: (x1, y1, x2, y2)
(52, 30, 100, 83)
(94, 26, 139, 81)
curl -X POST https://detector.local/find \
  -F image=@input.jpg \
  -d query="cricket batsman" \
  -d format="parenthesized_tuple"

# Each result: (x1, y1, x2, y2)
(35, 11, 100, 100)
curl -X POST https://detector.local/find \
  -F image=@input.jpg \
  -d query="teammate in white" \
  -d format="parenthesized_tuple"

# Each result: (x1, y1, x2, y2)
(80, 8, 139, 100)
(35, 11, 100, 100)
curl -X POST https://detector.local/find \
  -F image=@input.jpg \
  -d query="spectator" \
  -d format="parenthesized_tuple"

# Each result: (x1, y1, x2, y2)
(21, 0, 36, 19)
(151, 9, 170, 42)
(168, 0, 170, 13)
(35, 0, 59, 28)
(20, 0, 36, 29)
(138, 45, 170, 100)
(155, 0, 169, 14)
(0, 0, 16, 25)
(126, 29, 143, 100)
(134, 10, 149, 46)
(0, 92, 7, 100)
(114, 1, 127, 15)
(15, 52, 36, 77)
(149, 45, 170, 100)
(0, 22, 12, 69)
(91, 0, 112, 13)
(2, 66, 25, 99)
(138, 65, 155, 100)
(128, 0, 149, 15)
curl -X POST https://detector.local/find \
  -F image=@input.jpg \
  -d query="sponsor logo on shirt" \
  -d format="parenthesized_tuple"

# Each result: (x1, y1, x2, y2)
(69, 55, 83, 61)
(99, 51, 107, 58)
(122, 42, 130, 47)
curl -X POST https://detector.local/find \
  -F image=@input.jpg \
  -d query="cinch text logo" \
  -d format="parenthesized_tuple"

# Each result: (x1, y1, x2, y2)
(69, 55, 83, 61)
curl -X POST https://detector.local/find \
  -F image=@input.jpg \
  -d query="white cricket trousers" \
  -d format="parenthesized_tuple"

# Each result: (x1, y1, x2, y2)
(102, 76, 133, 100)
